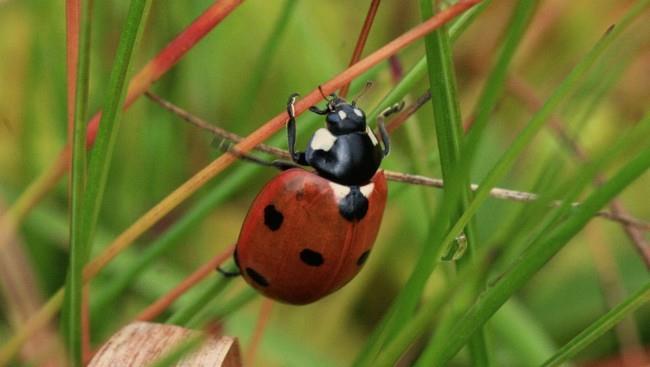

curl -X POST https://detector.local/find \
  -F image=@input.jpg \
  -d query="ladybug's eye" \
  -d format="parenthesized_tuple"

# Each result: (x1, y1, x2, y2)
(337, 110, 348, 120)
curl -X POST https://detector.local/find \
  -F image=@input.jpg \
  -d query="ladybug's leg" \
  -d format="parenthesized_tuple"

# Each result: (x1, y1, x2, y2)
(217, 249, 241, 277)
(377, 102, 405, 156)
(217, 266, 241, 277)
(286, 93, 309, 166)
(308, 105, 329, 115)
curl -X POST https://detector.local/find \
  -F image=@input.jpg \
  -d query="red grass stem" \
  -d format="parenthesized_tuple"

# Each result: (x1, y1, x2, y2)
(84, 0, 244, 147)
(135, 245, 235, 322)
(245, 299, 274, 366)
(66, 0, 80, 141)
(339, 0, 382, 98)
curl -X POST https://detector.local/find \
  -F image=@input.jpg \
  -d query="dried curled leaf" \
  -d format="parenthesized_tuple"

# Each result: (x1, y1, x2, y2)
(89, 322, 241, 367)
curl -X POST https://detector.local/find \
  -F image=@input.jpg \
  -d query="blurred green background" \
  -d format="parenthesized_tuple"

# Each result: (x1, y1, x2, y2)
(0, 0, 648, 366)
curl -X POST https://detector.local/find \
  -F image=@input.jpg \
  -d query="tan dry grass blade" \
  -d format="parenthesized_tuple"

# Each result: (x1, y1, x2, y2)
(88, 322, 241, 367)
(0, 205, 66, 366)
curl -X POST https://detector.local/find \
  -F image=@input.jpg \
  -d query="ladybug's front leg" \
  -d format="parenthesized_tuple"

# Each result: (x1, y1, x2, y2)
(376, 102, 405, 157)
(286, 93, 309, 166)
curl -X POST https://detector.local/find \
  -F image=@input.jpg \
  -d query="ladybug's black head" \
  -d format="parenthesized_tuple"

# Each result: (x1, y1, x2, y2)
(313, 96, 367, 135)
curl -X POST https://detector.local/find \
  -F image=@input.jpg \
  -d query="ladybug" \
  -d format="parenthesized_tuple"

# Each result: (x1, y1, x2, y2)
(225, 91, 403, 305)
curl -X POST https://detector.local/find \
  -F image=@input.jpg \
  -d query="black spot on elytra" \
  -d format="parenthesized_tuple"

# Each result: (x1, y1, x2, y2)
(246, 267, 269, 287)
(264, 204, 283, 231)
(357, 250, 371, 266)
(299, 249, 324, 266)
(338, 186, 368, 221)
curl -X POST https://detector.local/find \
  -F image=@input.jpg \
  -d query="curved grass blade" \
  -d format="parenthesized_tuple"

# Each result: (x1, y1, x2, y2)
(410, 1, 649, 319)
(427, 138, 650, 365)
(82, 0, 152, 258)
(358, 2, 648, 365)
(541, 282, 650, 367)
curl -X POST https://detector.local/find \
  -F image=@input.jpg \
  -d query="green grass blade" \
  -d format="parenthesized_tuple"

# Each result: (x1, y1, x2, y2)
(542, 282, 650, 367)
(63, 0, 92, 364)
(166, 276, 232, 326)
(147, 333, 205, 367)
(413, 0, 648, 303)
(82, 0, 152, 254)
(202, 288, 259, 323)
(382, 109, 650, 366)
(417, 0, 486, 364)
(429, 139, 650, 365)
(185, 287, 258, 329)
(464, 0, 539, 163)
(371, 3, 648, 364)
(490, 299, 557, 366)
(234, 0, 296, 124)
(419, 0, 464, 178)
(64, 2, 150, 363)
(367, 1, 489, 121)
(352, 6, 490, 366)
(374, 254, 490, 366)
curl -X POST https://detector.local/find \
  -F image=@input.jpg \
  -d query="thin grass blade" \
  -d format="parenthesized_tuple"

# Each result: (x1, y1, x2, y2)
(428, 131, 650, 364)
(417, 0, 486, 364)
(82, 0, 152, 258)
(541, 282, 650, 367)
(62, 0, 92, 363)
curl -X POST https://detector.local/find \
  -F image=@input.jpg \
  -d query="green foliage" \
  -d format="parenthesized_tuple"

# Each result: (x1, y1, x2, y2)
(62, 1, 152, 364)
(1, 1, 648, 366)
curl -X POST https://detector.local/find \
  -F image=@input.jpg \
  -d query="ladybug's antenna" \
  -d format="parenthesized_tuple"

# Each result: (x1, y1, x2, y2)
(318, 85, 340, 111)
(318, 85, 333, 102)
(352, 81, 373, 106)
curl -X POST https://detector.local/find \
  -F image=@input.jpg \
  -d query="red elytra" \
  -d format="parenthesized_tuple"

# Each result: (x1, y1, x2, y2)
(235, 168, 387, 305)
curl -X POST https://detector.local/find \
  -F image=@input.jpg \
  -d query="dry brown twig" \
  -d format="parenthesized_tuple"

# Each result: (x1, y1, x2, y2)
(88, 322, 241, 366)
(145, 91, 650, 233)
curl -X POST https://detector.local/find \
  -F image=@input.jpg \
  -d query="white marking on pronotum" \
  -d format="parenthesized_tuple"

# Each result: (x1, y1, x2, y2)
(310, 128, 337, 151)
(366, 127, 379, 146)
(360, 183, 375, 199)
(353, 108, 363, 117)
(338, 110, 347, 120)
(329, 182, 351, 201)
